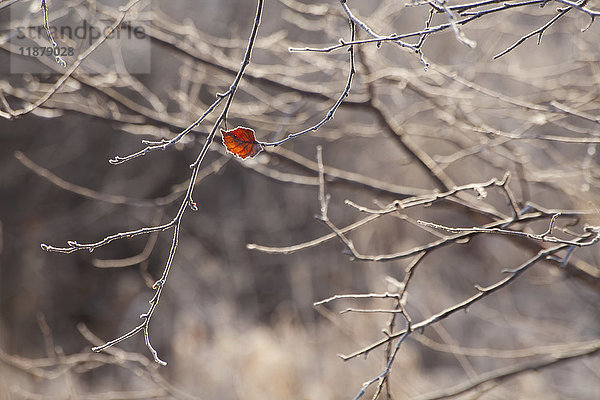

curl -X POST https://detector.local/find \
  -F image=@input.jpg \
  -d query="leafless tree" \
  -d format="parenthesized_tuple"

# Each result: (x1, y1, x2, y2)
(1, 0, 599, 399)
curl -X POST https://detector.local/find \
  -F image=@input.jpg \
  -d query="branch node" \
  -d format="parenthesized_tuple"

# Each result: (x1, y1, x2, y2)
(152, 280, 164, 290)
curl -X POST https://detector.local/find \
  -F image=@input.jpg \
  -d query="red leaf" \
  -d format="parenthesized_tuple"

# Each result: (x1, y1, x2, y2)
(221, 126, 263, 159)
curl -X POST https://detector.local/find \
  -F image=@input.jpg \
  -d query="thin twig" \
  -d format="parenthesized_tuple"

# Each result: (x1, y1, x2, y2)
(43, 0, 265, 365)
(414, 342, 600, 400)
(40, 0, 67, 67)
(340, 236, 598, 361)
(290, 1, 546, 54)
(493, 5, 573, 59)
(418, 214, 600, 247)
(260, 21, 356, 146)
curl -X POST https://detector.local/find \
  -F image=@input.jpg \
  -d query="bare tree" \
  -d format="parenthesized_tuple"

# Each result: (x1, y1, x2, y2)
(1, 0, 599, 399)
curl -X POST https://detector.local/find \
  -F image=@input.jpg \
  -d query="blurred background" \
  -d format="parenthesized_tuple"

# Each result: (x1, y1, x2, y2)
(1, 0, 599, 398)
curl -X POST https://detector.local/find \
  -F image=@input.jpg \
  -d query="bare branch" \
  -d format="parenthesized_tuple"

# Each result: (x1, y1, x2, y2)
(414, 342, 600, 400)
